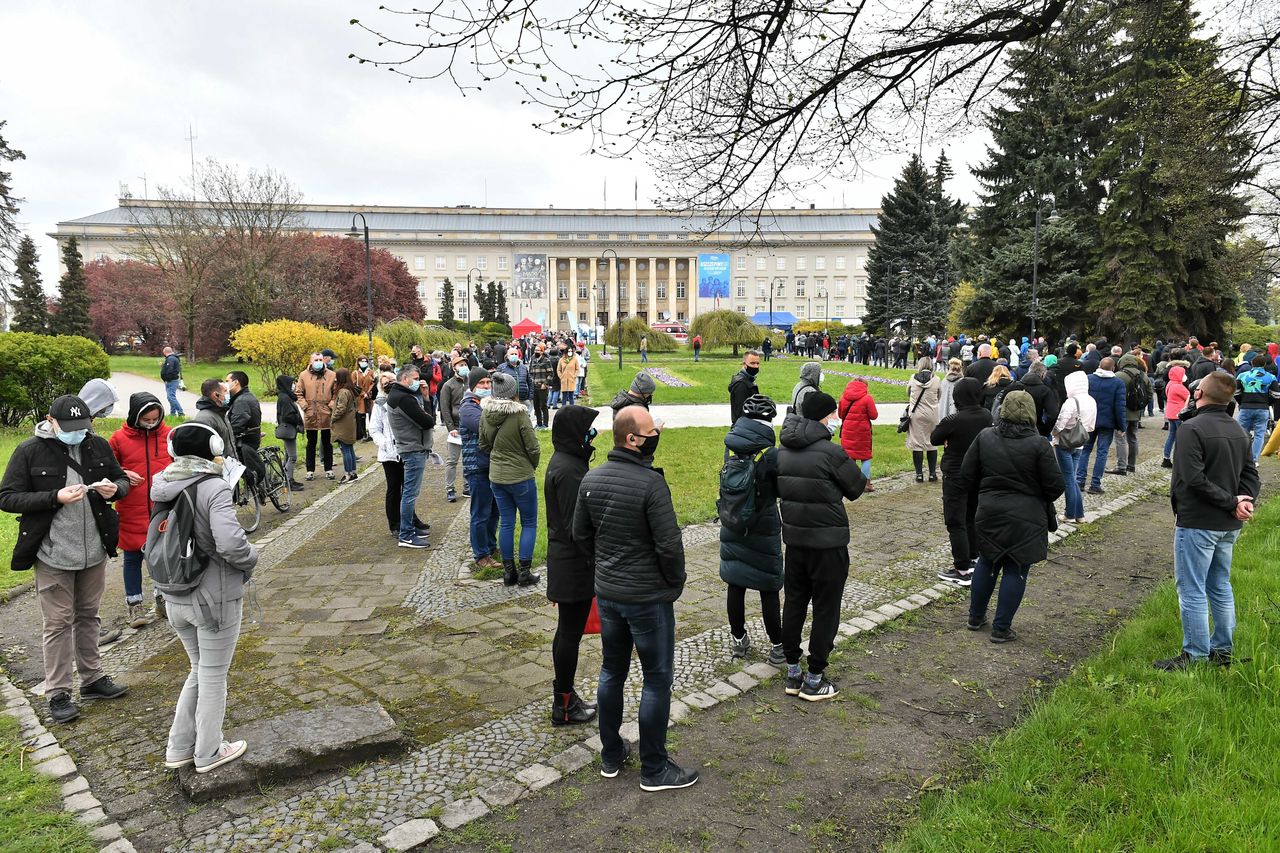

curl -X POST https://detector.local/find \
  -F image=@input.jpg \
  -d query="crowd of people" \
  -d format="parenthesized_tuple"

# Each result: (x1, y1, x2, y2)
(0, 326, 1274, 787)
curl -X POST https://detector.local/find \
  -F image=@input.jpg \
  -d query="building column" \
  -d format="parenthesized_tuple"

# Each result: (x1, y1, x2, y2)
(628, 259, 638, 320)
(608, 256, 619, 331)
(687, 255, 698, 324)
(648, 258, 658, 321)
(668, 256, 678, 322)
(568, 257, 578, 332)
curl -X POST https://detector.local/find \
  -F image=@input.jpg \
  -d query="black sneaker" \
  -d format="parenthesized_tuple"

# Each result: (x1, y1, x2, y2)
(48, 692, 80, 724)
(967, 617, 988, 631)
(799, 675, 839, 702)
(990, 628, 1018, 644)
(600, 742, 631, 778)
(1161, 458, 1173, 469)
(1086, 485, 1105, 495)
(80, 675, 129, 701)
(446, 487, 457, 503)
(938, 569, 971, 587)
(640, 760, 700, 792)
(1208, 649, 1233, 667)
(1107, 468, 1128, 476)
(784, 671, 804, 696)
(1153, 652, 1197, 671)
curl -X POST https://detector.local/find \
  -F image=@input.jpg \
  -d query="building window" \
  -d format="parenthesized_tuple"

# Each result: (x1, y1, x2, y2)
(558, 282, 568, 298)
(736, 256, 746, 271)
(835, 256, 847, 270)
(795, 278, 806, 298)
(477, 256, 488, 270)
(417, 280, 430, 299)
(578, 283, 588, 299)
(797, 304, 807, 317)
(795, 257, 807, 271)
(497, 255, 509, 270)
(677, 311, 686, 321)
(619, 283, 628, 300)
(456, 256, 468, 271)
(834, 303, 845, 315)
(756, 279, 767, 298)
(854, 277, 867, 298)
(835, 278, 846, 297)
(736, 278, 746, 298)
(676, 281, 687, 298)
(815, 256, 826, 271)
(775, 257, 786, 271)
(855, 256, 867, 269)
(457, 286, 467, 299)
(435, 255, 446, 271)
(559, 312, 568, 322)
(814, 277, 827, 298)
(579, 311, 587, 321)
(414, 256, 425, 270)
(638, 283, 647, 301)
(755, 257, 766, 271)
(736, 305, 746, 314)
(657, 282, 667, 299)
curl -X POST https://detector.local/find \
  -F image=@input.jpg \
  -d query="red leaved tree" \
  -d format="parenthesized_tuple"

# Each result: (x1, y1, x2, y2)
(272, 235, 423, 331)
(84, 258, 175, 353)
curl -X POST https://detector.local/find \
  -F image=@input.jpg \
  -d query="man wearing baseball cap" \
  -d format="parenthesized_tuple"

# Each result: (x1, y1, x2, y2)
(0, 395, 133, 723)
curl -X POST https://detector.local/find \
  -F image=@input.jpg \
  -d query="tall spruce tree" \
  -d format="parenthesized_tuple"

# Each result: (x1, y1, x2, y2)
(495, 283, 510, 326)
(439, 277, 456, 326)
(864, 155, 932, 336)
(50, 238, 92, 339)
(10, 235, 47, 334)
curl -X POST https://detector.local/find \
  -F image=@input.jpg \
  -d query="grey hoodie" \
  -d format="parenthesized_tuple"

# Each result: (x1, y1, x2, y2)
(790, 362, 824, 412)
(151, 457, 258, 629)
(33, 420, 121, 571)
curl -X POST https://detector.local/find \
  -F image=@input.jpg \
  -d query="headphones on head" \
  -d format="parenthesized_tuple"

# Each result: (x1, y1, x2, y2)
(167, 421, 225, 459)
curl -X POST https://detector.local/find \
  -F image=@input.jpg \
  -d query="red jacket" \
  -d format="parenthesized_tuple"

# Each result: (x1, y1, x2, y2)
(108, 422, 173, 551)
(837, 380, 878, 460)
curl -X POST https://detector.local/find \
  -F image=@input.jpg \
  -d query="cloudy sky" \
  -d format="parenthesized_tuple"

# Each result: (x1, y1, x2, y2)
(2, 1, 987, 286)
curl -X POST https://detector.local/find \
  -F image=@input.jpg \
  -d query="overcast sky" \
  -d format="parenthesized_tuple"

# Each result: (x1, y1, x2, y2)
(2, 0, 988, 287)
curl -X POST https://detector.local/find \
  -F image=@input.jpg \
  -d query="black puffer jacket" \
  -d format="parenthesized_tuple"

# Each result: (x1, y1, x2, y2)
(544, 405, 600, 603)
(573, 448, 685, 603)
(718, 417, 783, 593)
(776, 414, 866, 549)
(929, 378, 992, 477)
(1049, 355, 1084, 401)
(1006, 373, 1060, 437)
(958, 421, 1065, 565)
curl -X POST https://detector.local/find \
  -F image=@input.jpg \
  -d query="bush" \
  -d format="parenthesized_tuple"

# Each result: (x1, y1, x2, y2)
(604, 317, 678, 351)
(230, 320, 393, 393)
(1230, 317, 1280, 357)
(689, 310, 766, 355)
(0, 333, 111, 427)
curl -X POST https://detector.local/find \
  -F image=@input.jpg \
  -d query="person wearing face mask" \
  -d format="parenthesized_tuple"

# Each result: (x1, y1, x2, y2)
(0, 395, 133, 724)
(728, 350, 762, 423)
(439, 354, 472, 503)
(527, 344, 554, 430)
(573, 407, 696, 791)
(297, 352, 337, 481)
(790, 361, 824, 416)
(386, 365, 437, 548)
(225, 371, 264, 491)
(274, 375, 306, 491)
(480, 373, 542, 586)
(556, 345, 579, 409)
(495, 347, 533, 420)
(544, 404, 602, 726)
(353, 356, 376, 442)
(609, 373, 656, 418)
(109, 392, 173, 626)
(193, 378, 238, 469)
(775, 390, 867, 702)
(460, 369, 501, 569)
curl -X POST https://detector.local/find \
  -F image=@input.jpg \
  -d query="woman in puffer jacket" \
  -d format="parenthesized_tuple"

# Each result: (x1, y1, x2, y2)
(837, 378, 878, 489)
(108, 392, 172, 625)
(1162, 364, 1190, 466)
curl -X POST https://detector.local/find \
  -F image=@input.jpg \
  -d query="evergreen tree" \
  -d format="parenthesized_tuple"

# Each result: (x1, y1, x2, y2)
(475, 280, 493, 323)
(50, 237, 93, 339)
(0, 121, 23, 287)
(10, 235, 48, 334)
(495, 282, 510, 326)
(439, 277, 455, 326)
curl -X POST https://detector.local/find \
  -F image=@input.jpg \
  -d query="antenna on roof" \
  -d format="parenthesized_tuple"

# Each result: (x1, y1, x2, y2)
(185, 123, 198, 193)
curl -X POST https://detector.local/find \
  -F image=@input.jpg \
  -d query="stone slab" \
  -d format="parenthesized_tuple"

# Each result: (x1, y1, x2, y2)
(727, 671, 758, 692)
(919, 588, 943, 601)
(27, 731, 56, 749)
(583, 734, 604, 752)
(705, 681, 740, 700)
(682, 691, 716, 710)
(178, 703, 406, 802)
(28, 744, 66, 764)
(514, 763, 561, 791)
(64, 791, 101, 813)
(618, 721, 641, 744)
(908, 593, 932, 606)
(547, 744, 594, 774)
(743, 662, 780, 680)
(89, 822, 123, 843)
(33, 754, 77, 781)
(849, 616, 879, 631)
(877, 603, 905, 619)
(862, 610, 890, 626)
(836, 622, 859, 637)
(75, 806, 106, 825)
(380, 818, 440, 850)
(98, 841, 137, 853)
(666, 699, 691, 724)
(60, 775, 89, 797)
(480, 779, 527, 807)
(439, 797, 489, 830)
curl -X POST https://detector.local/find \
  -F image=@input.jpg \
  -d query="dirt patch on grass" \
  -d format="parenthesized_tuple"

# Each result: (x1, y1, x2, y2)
(439, 481, 1269, 852)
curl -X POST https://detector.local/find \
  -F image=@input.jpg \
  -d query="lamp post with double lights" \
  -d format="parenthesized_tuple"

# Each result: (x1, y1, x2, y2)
(466, 266, 481, 326)
(347, 213, 374, 363)
(1030, 197, 1060, 341)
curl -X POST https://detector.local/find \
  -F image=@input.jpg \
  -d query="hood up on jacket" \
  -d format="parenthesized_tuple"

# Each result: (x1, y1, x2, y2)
(1064, 370, 1090, 399)
(843, 379, 869, 401)
(275, 374, 297, 401)
(997, 389, 1038, 438)
(780, 413, 832, 450)
(1118, 353, 1146, 373)
(78, 378, 119, 420)
(125, 392, 164, 429)
(953, 377, 984, 409)
(725, 415, 777, 457)
(551, 404, 600, 459)
(798, 361, 823, 387)
(1167, 364, 1187, 384)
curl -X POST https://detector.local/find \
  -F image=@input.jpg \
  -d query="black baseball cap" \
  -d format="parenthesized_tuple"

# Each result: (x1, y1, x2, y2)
(49, 395, 92, 431)
(320, 349, 336, 358)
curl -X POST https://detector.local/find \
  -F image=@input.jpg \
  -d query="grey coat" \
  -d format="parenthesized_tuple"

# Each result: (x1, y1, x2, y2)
(790, 362, 824, 413)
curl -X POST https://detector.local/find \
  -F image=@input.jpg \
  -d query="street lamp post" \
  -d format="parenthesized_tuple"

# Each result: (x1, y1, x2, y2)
(466, 266, 481, 326)
(601, 249, 620, 369)
(770, 276, 785, 329)
(896, 266, 910, 339)
(348, 213, 374, 364)
(1030, 197, 1060, 341)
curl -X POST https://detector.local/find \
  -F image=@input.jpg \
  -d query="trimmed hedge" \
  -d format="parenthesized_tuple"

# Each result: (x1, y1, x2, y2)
(0, 333, 111, 427)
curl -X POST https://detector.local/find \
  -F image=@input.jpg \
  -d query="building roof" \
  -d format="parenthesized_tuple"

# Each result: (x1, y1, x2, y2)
(57, 201, 878, 237)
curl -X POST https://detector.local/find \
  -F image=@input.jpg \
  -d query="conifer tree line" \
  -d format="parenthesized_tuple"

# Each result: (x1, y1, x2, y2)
(868, 0, 1270, 344)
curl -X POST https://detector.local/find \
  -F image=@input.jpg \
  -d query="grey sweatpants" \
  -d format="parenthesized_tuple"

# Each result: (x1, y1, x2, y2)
(166, 599, 243, 767)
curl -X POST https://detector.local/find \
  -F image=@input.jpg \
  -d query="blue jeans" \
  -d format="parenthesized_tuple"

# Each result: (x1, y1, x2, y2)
(338, 440, 356, 474)
(548, 389, 560, 407)
(693, 349, 700, 362)
(968, 555, 1030, 632)
(465, 471, 499, 559)
(596, 599, 675, 777)
(1163, 418, 1180, 460)
(398, 451, 427, 540)
(122, 550, 144, 605)
(1077, 429, 1114, 490)
(164, 379, 185, 416)
(492, 478, 537, 562)
(560, 390, 575, 408)
(853, 459, 871, 479)
(640, 350, 648, 362)
(1237, 408, 1269, 462)
(1055, 447, 1083, 519)
(1173, 526, 1240, 658)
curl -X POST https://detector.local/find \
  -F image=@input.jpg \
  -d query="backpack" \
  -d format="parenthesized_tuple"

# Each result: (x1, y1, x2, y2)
(717, 451, 763, 536)
(144, 475, 219, 595)
(1122, 366, 1151, 412)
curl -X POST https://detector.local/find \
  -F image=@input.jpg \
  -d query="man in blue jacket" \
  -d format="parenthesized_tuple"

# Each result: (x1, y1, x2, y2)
(495, 347, 533, 420)
(160, 346, 185, 416)
(1076, 357, 1127, 495)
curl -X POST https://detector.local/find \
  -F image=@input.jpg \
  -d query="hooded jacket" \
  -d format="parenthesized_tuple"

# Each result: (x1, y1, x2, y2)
(929, 378, 992, 477)
(1235, 366, 1279, 410)
(459, 391, 488, 474)
(728, 368, 760, 423)
(386, 381, 436, 455)
(936, 371, 962, 422)
(368, 393, 400, 464)
(837, 380, 878, 460)
(108, 392, 172, 552)
(439, 374, 468, 432)
(274, 376, 304, 439)
(906, 368, 942, 451)
(544, 405, 599, 602)
(718, 417, 783, 593)
(479, 396, 540, 484)
(1164, 365, 1190, 419)
(151, 457, 258, 630)
(1005, 371, 1059, 437)
(1049, 354, 1084, 401)
(0, 420, 129, 571)
(776, 414, 866, 548)
(958, 391, 1064, 566)
(790, 362, 823, 414)
(1052, 371, 1097, 445)
(193, 397, 238, 461)
(78, 378, 119, 419)
(1117, 353, 1151, 417)
(1088, 369, 1127, 431)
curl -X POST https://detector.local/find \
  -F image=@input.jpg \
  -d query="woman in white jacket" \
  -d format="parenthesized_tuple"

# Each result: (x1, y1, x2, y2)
(368, 371, 428, 537)
(1052, 370, 1098, 524)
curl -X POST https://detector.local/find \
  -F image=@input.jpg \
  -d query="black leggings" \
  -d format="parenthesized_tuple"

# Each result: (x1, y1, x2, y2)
(913, 450, 938, 477)
(552, 599, 594, 695)
(381, 460, 424, 532)
(305, 428, 333, 472)
(726, 584, 782, 644)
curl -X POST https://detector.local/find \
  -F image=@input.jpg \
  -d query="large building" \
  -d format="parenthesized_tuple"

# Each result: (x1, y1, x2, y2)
(51, 200, 879, 330)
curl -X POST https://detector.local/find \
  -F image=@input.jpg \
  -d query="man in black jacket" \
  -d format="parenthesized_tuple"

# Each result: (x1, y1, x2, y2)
(1050, 342, 1084, 402)
(0, 395, 132, 724)
(728, 350, 762, 423)
(1155, 372, 1261, 671)
(1006, 361, 1060, 437)
(573, 407, 695, 792)
(775, 391, 866, 702)
(931, 378, 992, 586)
(225, 371, 264, 490)
(964, 343, 996, 385)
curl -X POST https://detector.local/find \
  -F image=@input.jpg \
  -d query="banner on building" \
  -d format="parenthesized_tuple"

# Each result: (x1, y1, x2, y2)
(512, 254, 548, 299)
(697, 253, 730, 299)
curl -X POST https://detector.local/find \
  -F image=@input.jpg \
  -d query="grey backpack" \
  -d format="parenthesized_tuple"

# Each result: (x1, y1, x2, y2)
(144, 475, 218, 595)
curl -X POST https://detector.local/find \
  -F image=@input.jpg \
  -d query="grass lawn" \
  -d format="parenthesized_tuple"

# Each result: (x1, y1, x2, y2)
(107, 354, 246, 388)
(889, 492, 1280, 851)
(0, 715, 95, 852)
(583, 350, 914, 405)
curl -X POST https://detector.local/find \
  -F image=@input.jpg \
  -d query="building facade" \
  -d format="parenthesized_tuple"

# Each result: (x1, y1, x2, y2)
(51, 201, 879, 330)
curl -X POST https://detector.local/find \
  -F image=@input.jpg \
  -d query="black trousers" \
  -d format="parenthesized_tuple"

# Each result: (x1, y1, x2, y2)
(781, 545, 849, 674)
(941, 474, 978, 572)
(355, 411, 368, 440)
(727, 584, 781, 644)
(382, 460, 423, 532)
(305, 428, 333, 473)
(533, 386, 549, 427)
(552, 599, 594, 694)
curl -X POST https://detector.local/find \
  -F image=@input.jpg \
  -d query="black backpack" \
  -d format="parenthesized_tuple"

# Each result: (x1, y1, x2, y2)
(144, 475, 219, 595)
(1122, 366, 1152, 412)
(717, 452, 763, 536)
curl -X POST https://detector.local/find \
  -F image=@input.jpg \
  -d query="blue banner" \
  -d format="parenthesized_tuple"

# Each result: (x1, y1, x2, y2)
(697, 253, 730, 299)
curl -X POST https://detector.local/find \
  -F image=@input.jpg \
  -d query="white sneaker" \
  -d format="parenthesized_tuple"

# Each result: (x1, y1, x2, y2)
(195, 740, 247, 773)
(163, 753, 194, 769)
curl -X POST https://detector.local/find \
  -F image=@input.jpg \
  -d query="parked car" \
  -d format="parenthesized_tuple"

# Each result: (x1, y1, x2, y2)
(651, 322, 688, 344)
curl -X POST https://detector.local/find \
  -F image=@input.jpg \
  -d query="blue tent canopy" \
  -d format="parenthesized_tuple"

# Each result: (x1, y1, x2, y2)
(749, 311, 799, 330)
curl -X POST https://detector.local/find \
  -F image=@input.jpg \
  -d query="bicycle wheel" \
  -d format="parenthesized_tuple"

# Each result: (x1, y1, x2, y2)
(232, 478, 261, 533)
(264, 449, 291, 512)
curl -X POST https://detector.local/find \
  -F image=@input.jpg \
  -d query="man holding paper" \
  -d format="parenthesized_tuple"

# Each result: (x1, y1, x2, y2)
(0, 395, 133, 724)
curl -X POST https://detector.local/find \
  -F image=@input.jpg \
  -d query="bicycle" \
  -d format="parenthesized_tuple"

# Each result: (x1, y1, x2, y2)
(230, 446, 293, 533)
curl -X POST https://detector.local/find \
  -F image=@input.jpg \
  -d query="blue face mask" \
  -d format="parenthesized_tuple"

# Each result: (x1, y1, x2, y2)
(57, 429, 88, 446)
(585, 427, 597, 444)
(476, 388, 492, 398)
(408, 379, 421, 392)
(508, 355, 519, 365)
(457, 366, 470, 379)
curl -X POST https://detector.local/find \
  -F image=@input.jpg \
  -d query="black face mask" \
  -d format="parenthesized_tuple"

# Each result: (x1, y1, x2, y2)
(744, 366, 760, 377)
(632, 432, 660, 458)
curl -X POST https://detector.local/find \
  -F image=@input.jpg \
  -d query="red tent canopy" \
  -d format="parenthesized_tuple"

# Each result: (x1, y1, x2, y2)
(511, 318, 542, 337)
